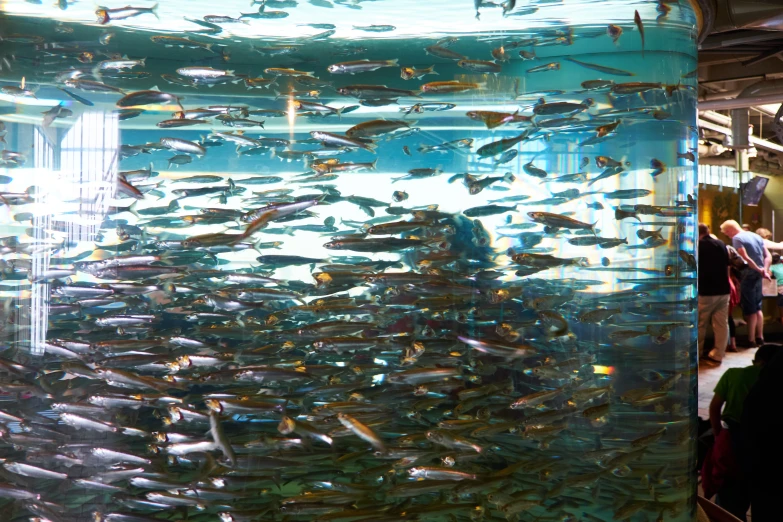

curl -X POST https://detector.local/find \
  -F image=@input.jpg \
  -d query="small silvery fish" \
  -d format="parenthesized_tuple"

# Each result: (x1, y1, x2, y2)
(327, 59, 399, 74)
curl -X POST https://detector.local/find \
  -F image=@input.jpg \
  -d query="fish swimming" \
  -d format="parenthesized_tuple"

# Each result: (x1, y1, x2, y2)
(634, 10, 645, 56)
(0, 7, 696, 522)
(566, 56, 634, 76)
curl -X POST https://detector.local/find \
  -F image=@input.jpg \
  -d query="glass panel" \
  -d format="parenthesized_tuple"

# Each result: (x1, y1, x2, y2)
(0, 1, 698, 521)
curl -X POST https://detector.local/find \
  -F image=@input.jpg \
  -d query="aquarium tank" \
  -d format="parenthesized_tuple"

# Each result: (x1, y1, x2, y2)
(0, 0, 700, 520)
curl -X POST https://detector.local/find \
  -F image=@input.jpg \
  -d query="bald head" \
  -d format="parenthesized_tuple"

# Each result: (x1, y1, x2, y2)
(720, 220, 742, 239)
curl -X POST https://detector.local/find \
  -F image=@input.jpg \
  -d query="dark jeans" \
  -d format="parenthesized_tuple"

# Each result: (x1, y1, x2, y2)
(715, 421, 750, 522)
(739, 270, 762, 315)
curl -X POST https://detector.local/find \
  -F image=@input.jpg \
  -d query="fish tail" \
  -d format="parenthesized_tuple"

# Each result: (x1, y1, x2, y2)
(205, 43, 215, 54)
(91, 64, 103, 83)
(429, 65, 438, 75)
(503, 172, 515, 183)
(370, 159, 378, 170)
(128, 201, 140, 219)
(389, 58, 399, 66)
(151, 3, 159, 19)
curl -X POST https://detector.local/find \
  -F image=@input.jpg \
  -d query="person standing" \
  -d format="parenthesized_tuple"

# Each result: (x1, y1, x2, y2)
(707, 344, 779, 521)
(698, 223, 731, 365)
(754, 227, 783, 251)
(726, 246, 743, 353)
(769, 253, 783, 323)
(741, 347, 783, 521)
(720, 220, 772, 347)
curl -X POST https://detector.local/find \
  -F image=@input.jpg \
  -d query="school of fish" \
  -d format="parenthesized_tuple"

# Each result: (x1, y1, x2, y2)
(0, 0, 698, 521)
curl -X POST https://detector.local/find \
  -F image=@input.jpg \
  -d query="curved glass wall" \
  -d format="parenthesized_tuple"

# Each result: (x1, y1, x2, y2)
(0, 1, 698, 520)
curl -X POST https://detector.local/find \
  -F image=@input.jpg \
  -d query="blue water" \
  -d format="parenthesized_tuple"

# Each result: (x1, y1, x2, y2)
(0, 0, 698, 520)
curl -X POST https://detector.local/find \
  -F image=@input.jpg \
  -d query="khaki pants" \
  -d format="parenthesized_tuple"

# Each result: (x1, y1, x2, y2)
(698, 294, 730, 361)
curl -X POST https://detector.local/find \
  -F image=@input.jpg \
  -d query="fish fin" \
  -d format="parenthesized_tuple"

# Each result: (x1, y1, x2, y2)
(429, 65, 438, 75)
(370, 159, 378, 170)
(150, 3, 159, 19)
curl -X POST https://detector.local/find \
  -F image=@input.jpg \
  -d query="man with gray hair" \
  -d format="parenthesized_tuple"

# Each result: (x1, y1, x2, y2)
(699, 223, 731, 364)
(720, 219, 772, 347)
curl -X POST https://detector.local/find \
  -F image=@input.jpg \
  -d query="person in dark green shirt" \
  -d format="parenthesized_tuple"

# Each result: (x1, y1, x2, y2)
(708, 344, 779, 520)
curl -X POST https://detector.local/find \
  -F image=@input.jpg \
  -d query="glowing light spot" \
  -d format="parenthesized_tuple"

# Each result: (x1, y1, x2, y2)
(592, 365, 615, 375)
(287, 95, 296, 131)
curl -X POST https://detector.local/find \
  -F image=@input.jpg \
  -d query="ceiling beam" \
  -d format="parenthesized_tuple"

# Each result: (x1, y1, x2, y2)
(742, 45, 783, 67)
(698, 118, 783, 154)
(701, 30, 783, 49)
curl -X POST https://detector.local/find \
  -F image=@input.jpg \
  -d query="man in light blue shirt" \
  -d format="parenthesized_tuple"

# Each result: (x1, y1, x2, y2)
(720, 220, 772, 347)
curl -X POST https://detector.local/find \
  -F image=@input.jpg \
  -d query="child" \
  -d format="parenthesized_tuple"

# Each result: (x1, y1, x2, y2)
(770, 253, 783, 323)
(726, 246, 745, 351)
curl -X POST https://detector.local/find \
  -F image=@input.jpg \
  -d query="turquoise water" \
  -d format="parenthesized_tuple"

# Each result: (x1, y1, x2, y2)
(0, 0, 698, 520)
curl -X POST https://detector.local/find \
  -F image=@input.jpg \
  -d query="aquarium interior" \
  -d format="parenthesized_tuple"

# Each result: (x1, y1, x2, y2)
(0, 0, 700, 521)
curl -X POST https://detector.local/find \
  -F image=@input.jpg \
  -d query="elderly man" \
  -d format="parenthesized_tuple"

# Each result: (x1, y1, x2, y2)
(720, 220, 772, 347)
(698, 224, 731, 365)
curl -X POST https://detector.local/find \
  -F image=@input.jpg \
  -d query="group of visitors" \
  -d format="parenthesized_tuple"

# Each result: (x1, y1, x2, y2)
(698, 220, 773, 365)
(700, 220, 783, 520)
